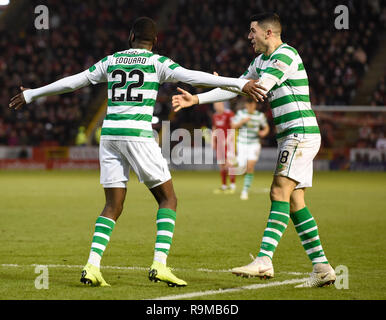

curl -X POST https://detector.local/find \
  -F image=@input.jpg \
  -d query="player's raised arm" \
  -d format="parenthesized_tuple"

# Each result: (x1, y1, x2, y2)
(171, 68, 269, 113)
(9, 56, 110, 110)
(174, 67, 269, 103)
(9, 71, 91, 110)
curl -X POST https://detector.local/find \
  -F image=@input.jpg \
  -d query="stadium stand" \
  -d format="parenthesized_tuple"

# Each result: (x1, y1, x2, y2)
(0, 0, 384, 147)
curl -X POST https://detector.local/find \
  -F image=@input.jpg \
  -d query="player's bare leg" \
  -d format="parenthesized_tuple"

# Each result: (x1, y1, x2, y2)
(148, 179, 187, 287)
(81, 187, 127, 287)
(149, 179, 177, 212)
(100, 187, 127, 221)
(270, 175, 297, 203)
(289, 188, 336, 287)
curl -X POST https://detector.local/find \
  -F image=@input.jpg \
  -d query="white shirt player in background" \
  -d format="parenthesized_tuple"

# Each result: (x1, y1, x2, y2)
(9, 17, 266, 287)
(172, 13, 336, 287)
(231, 97, 269, 200)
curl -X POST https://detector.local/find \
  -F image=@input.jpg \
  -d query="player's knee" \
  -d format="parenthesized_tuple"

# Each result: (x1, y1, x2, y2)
(270, 184, 289, 202)
(270, 185, 280, 201)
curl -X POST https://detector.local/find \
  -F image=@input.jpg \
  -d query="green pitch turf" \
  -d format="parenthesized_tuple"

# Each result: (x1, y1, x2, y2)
(0, 170, 385, 300)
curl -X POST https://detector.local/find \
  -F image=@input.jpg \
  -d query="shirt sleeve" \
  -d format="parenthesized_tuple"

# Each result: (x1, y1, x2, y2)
(85, 55, 111, 84)
(260, 48, 298, 86)
(197, 58, 259, 105)
(22, 71, 91, 104)
(154, 55, 181, 84)
(154, 55, 249, 91)
(240, 58, 259, 80)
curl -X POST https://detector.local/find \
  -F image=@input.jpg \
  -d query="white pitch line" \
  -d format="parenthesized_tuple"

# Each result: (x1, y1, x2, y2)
(0, 263, 309, 276)
(150, 277, 309, 300)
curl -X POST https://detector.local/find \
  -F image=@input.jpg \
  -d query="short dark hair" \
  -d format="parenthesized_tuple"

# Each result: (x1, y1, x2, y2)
(130, 17, 157, 43)
(250, 13, 282, 33)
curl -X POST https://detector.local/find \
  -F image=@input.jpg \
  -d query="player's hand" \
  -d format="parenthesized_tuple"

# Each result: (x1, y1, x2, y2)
(172, 87, 199, 112)
(9, 86, 28, 110)
(242, 80, 267, 102)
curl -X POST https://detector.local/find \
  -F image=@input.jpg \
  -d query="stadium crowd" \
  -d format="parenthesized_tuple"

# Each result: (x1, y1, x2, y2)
(0, 0, 161, 146)
(370, 71, 386, 106)
(0, 0, 384, 147)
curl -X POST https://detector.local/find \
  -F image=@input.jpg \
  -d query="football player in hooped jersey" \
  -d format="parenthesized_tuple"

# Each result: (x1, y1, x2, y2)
(172, 13, 336, 287)
(211, 102, 237, 194)
(231, 97, 269, 200)
(9, 17, 267, 287)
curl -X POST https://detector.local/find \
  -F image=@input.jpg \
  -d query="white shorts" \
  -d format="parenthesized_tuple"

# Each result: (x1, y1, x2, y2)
(274, 134, 321, 189)
(99, 139, 171, 189)
(237, 142, 262, 167)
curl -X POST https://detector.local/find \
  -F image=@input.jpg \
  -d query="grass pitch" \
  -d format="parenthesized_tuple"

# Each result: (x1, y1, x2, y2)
(0, 170, 385, 300)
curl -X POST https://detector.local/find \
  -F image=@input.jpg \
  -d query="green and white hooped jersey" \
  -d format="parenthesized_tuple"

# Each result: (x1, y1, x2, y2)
(242, 43, 319, 140)
(86, 49, 180, 141)
(232, 109, 267, 145)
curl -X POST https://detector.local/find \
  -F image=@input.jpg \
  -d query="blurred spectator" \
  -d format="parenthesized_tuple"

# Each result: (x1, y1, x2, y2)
(370, 72, 386, 106)
(376, 134, 386, 150)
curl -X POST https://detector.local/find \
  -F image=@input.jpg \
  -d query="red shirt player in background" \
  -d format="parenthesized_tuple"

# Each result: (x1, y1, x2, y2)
(212, 101, 236, 194)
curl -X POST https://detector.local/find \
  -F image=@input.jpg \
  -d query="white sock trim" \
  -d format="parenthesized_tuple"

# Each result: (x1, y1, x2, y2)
(153, 251, 167, 265)
(88, 251, 101, 268)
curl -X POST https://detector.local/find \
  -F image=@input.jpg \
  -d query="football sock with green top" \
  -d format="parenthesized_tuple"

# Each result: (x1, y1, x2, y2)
(242, 173, 254, 192)
(257, 201, 290, 260)
(154, 208, 176, 265)
(87, 215, 116, 268)
(290, 206, 329, 265)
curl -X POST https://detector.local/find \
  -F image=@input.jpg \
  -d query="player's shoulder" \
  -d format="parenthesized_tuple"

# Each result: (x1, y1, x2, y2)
(153, 53, 174, 64)
(153, 54, 180, 70)
(273, 43, 299, 59)
(249, 55, 262, 66)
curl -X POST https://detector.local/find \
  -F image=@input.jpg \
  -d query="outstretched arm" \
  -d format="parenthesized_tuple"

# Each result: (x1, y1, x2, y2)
(9, 71, 91, 110)
(171, 66, 267, 102)
(172, 82, 270, 114)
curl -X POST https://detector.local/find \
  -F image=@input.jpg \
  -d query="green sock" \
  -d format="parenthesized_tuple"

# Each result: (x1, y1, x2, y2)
(257, 201, 290, 259)
(243, 173, 254, 192)
(290, 207, 329, 265)
(154, 208, 176, 264)
(88, 216, 115, 267)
